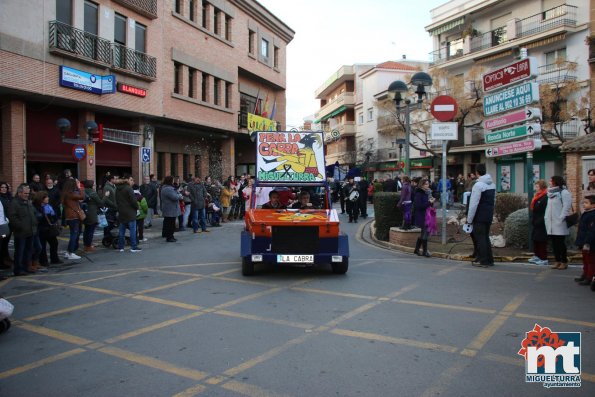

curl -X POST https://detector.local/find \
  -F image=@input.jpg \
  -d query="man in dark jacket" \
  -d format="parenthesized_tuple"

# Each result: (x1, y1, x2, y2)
(466, 164, 496, 267)
(188, 176, 209, 233)
(343, 177, 360, 223)
(140, 175, 157, 228)
(8, 184, 37, 275)
(44, 177, 62, 218)
(103, 174, 118, 239)
(358, 177, 369, 219)
(116, 175, 140, 252)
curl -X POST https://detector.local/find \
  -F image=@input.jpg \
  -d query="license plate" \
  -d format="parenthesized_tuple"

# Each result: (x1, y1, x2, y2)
(277, 254, 314, 263)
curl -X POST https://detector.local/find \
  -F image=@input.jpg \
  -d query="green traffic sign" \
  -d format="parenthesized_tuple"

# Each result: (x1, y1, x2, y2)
(484, 124, 541, 144)
(483, 82, 539, 116)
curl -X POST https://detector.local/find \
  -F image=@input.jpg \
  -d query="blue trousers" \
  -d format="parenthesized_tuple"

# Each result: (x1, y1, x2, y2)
(192, 208, 207, 232)
(14, 236, 34, 275)
(118, 220, 138, 250)
(67, 219, 81, 253)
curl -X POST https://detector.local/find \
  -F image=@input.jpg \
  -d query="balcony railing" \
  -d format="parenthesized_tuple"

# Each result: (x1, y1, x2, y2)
(49, 21, 157, 79)
(543, 119, 581, 140)
(377, 114, 398, 130)
(112, 0, 158, 19)
(112, 42, 157, 79)
(315, 92, 355, 120)
(429, 4, 577, 65)
(49, 20, 111, 65)
(536, 61, 577, 85)
(518, 4, 577, 38)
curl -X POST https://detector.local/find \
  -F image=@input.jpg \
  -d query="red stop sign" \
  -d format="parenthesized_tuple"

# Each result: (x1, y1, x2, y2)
(430, 95, 458, 122)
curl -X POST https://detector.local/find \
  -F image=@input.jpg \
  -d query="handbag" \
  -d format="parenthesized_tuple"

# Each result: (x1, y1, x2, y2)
(566, 211, 579, 228)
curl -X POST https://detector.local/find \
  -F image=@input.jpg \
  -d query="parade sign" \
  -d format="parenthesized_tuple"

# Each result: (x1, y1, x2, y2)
(485, 139, 542, 158)
(248, 113, 277, 133)
(484, 108, 542, 130)
(482, 57, 537, 92)
(483, 82, 539, 116)
(484, 124, 541, 144)
(256, 131, 325, 183)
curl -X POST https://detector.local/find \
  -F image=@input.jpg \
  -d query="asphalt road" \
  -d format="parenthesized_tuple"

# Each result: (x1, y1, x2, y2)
(0, 211, 593, 397)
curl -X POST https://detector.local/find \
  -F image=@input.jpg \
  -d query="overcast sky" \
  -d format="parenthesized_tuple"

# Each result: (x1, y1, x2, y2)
(257, 0, 447, 128)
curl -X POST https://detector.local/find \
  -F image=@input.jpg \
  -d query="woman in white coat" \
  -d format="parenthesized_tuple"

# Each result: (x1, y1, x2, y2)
(544, 175, 572, 270)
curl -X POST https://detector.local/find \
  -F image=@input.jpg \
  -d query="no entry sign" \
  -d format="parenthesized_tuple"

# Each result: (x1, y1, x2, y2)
(430, 95, 458, 122)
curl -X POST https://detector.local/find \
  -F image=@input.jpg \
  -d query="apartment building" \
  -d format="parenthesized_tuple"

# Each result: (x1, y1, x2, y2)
(0, 0, 293, 188)
(426, 0, 589, 193)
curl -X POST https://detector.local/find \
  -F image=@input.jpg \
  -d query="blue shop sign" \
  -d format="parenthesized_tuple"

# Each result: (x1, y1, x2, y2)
(59, 66, 116, 95)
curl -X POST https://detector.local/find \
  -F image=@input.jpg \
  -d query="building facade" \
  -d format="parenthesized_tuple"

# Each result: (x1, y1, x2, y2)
(0, 0, 293, 189)
(426, 0, 590, 193)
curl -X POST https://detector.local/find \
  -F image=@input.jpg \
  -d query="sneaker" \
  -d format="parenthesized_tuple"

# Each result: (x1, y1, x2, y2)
(130, 248, 142, 253)
(119, 249, 124, 252)
(65, 252, 81, 260)
(528, 256, 540, 263)
(535, 259, 549, 266)
(140, 238, 148, 242)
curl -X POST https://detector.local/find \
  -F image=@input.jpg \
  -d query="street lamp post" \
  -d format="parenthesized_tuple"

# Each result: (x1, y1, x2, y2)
(387, 72, 433, 177)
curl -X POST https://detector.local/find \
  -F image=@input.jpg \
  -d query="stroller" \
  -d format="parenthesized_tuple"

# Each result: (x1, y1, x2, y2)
(100, 208, 130, 249)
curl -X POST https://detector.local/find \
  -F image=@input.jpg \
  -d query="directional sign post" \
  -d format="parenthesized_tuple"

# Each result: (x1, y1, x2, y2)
(484, 124, 541, 144)
(485, 139, 542, 158)
(484, 107, 542, 130)
(483, 82, 540, 116)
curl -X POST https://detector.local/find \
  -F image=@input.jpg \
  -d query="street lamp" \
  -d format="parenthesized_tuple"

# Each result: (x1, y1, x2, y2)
(387, 72, 433, 177)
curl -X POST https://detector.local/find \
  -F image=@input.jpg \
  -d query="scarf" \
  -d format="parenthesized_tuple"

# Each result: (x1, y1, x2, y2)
(547, 186, 562, 198)
(530, 189, 547, 210)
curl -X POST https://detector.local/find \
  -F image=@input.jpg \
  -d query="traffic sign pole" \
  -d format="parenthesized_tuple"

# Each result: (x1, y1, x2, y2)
(441, 141, 447, 245)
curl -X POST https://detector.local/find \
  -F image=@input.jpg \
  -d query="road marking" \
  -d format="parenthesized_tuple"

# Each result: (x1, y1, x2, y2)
(212, 287, 283, 310)
(331, 329, 459, 353)
(290, 286, 377, 300)
(0, 277, 12, 289)
(135, 277, 202, 294)
(0, 348, 86, 379)
(105, 311, 205, 344)
(4, 286, 60, 299)
(207, 275, 274, 287)
(144, 269, 205, 278)
(99, 346, 209, 381)
(16, 322, 94, 346)
(214, 309, 315, 330)
(72, 270, 141, 285)
(461, 266, 537, 276)
(159, 261, 238, 269)
(515, 312, 595, 328)
(211, 268, 239, 277)
(221, 380, 293, 397)
(436, 263, 464, 276)
(419, 360, 468, 397)
(392, 299, 497, 314)
(130, 295, 203, 311)
(171, 384, 207, 397)
(23, 297, 121, 321)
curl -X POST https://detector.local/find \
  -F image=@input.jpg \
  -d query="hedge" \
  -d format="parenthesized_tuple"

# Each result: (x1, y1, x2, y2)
(373, 192, 402, 241)
(494, 193, 527, 223)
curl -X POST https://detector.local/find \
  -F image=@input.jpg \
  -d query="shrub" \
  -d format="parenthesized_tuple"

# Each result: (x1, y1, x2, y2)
(495, 193, 527, 223)
(373, 192, 402, 241)
(503, 208, 530, 248)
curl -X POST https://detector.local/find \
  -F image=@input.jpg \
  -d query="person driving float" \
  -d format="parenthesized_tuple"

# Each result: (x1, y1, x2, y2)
(261, 190, 287, 209)
(291, 190, 315, 210)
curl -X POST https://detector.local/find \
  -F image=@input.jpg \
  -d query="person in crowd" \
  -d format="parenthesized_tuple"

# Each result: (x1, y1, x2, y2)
(243, 178, 254, 212)
(383, 174, 395, 192)
(545, 175, 572, 270)
(456, 174, 465, 203)
(587, 169, 595, 192)
(140, 175, 157, 228)
(466, 164, 496, 267)
(44, 176, 62, 219)
(413, 179, 435, 257)
(291, 190, 315, 210)
(574, 195, 595, 288)
(0, 198, 9, 278)
(220, 180, 232, 223)
(29, 174, 44, 193)
(150, 174, 161, 216)
(83, 179, 109, 253)
(133, 184, 148, 242)
(262, 190, 287, 209)
(32, 191, 61, 267)
(237, 174, 248, 220)
(102, 174, 118, 240)
(57, 169, 72, 192)
(338, 179, 346, 214)
(62, 178, 85, 260)
(358, 177, 369, 218)
(464, 172, 476, 192)
(178, 178, 192, 231)
(367, 181, 375, 204)
(116, 174, 141, 252)
(438, 176, 452, 209)
(528, 180, 549, 266)
(206, 176, 223, 226)
(228, 176, 241, 221)
(161, 176, 183, 242)
(0, 182, 14, 269)
(188, 176, 209, 234)
(343, 177, 360, 223)
(398, 176, 413, 230)
(8, 184, 38, 275)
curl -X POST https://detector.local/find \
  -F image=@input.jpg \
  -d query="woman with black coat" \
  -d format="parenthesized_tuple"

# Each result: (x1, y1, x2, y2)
(0, 182, 13, 268)
(529, 180, 549, 266)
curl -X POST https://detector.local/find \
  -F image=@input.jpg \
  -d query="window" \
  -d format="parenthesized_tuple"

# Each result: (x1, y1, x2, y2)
(188, 68, 195, 98)
(201, 72, 208, 101)
(214, 9, 220, 35)
(367, 108, 373, 121)
(248, 30, 255, 55)
(174, 62, 181, 94)
(84, 1, 98, 35)
(135, 23, 146, 52)
(358, 113, 364, 124)
(545, 48, 566, 70)
(240, 93, 257, 115)
(175, 0, 181, 14)
(214, 78, 221, 105)
(225, 16, 232, 41)
(225, 82, 232, 108)
(114, 14, 126, 45)
(273, 46, 279, 68)
(56, 0, 72, 24)
(261, 38, 269, 58)
(183, 154, 189, 179)
(188, 0, 195, 21)
(202, 0, 209, 29)
(170, 153, 178, 176)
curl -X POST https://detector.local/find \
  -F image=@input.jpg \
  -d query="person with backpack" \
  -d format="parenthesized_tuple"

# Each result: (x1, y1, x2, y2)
(343, 177, 360, 223)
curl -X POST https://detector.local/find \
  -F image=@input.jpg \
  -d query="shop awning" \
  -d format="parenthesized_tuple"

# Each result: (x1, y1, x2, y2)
(314, 105, 347, 123)
(410, 158, 433, 168)
(427, 17, 465, 36)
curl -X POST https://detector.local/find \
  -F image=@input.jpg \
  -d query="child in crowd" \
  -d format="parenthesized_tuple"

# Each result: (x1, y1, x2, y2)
(575, 195, 595, 290)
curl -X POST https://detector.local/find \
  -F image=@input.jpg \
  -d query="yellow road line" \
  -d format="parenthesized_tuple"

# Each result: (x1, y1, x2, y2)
(331, 328, 459, 353)
(105, 311, 205, 344)
(207, 275, 274, 287)
(68, 283, 125, 296)
(419, 360, 468, 397)
(221, 380, 294, 397)
(159, 262, 238, 269)
(515, 312, 595, 328)
(211, 268, 239, 277)
(23, 297, 120, 321)
(171, 384, 207, 397)
(386, 283, 419, 299)
(393, 299, 497, 315)
(0, 277, 12, 289)
(43, 268, 145, 277)
(482, 352, 523, 367)
(436, 263, 464, 276)
(144, 268, 205, 278)
(323, 301, 378, 329)
(99, 346, 209, 381)
(130, 294, 203, 311)
(135, 277, 202, 294)
(4, 286, 59, 299)
(290, 287, 377, 300)
(74, 270, 140, 285)
(16, 322, 94, 346)
(0, 348, 86, 379)
(212, 287, 283, 310)
(214, 309, 315, 330)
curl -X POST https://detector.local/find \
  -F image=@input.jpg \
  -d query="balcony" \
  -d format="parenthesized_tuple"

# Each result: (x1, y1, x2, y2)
(429, 4, 577, 66)
(49, 20, 111, 65)
(112, 0, 158, 19)
(315, 65, 355, 98)
(536, 61, 577, 85)
(49, 21, 157, 80)
(314, 92, 355, 122)
(334, 121, 356, 136)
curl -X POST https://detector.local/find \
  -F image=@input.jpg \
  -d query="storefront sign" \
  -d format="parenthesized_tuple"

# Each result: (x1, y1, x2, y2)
(485, 139, 542, 158)
(72, 144, 87, 161)
(483, 82, 539, 116)
(482, 57, 537, 92)
(117, 82, 147, 97)
(248, 113, 277, 133)
(59, 66, 116, 95)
